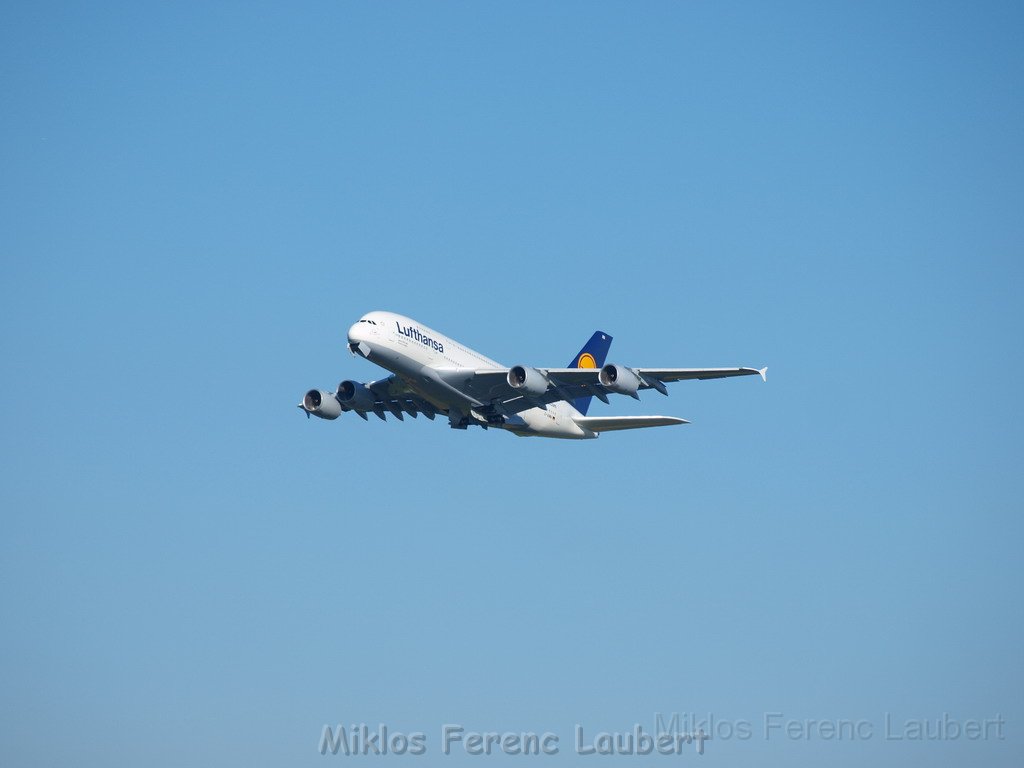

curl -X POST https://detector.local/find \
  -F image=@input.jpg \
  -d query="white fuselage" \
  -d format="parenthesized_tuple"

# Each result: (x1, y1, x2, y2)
(346, 311, 596, 438)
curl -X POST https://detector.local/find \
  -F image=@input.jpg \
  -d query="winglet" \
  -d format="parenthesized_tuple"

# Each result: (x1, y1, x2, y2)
(759, 366, 768, 382)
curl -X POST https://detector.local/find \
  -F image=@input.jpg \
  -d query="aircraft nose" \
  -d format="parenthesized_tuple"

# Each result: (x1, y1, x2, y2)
(347, 322, 362, 344)
(347, 321, 371, 357)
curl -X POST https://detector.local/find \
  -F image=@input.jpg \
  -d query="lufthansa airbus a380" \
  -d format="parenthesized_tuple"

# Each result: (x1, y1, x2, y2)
(299, 311, 766, 439)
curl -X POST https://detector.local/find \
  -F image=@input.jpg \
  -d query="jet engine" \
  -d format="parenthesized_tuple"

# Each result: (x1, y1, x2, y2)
(507, 365, 549, 397)
(336, 380, 377, 411)
(598, 364, 642, 397)
(302, 389, 343, 419)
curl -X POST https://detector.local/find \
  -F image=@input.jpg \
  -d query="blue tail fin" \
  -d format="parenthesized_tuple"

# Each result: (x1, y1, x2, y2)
(567, 331, 613, 415)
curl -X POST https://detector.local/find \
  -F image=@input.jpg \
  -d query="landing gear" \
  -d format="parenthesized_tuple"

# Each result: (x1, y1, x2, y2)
(447, 407, 506, 430)
(447, 408, 469, 430)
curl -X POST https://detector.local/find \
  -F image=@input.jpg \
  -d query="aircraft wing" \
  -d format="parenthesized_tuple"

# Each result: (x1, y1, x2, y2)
(437, 365, 766, 417)
(343, 375, 443, 421)
(635, 367, 767, 383)
(437, 369, 514, 403)
(542, 366, 768, 385)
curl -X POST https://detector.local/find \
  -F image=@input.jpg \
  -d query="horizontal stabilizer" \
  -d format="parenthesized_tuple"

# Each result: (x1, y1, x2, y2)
(573, 415, 689, 433)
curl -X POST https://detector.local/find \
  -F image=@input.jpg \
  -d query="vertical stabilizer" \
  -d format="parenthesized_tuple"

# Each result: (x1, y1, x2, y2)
(566, 331, 613, 415)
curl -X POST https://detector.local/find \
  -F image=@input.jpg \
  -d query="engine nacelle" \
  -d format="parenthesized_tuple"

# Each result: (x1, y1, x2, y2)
(599, 364, 642, 396)
(336, 380, 377, 411)
(302, 389, 342, 420)
(507, 365, 549, 397)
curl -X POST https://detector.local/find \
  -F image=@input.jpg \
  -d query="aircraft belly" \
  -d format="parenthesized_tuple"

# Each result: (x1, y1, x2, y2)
(511, 407, 597, 439)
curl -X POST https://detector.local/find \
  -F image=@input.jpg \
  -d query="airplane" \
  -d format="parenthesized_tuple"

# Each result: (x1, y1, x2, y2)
(299, 311, 766, 440)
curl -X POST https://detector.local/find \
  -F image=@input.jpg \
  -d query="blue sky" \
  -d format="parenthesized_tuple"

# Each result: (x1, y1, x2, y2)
(2, 2, 1022, 766)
